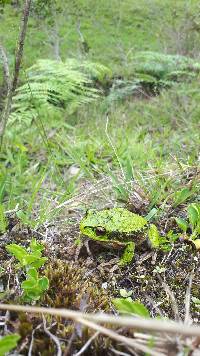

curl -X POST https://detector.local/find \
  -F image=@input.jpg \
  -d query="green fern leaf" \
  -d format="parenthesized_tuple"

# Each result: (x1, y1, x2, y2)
(9, 58, 110, 125)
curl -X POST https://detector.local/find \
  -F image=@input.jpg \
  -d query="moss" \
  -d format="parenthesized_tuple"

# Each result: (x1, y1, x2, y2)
(4, 259, 112, 355)
(43, 259, 110, 311)
(18, 313, 33, 338)
(41, 259, 119, 354)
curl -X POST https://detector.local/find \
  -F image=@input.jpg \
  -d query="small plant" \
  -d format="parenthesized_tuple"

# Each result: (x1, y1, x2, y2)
(153, 265, 166, 274)
(148, 224, 177, 251)
(148, 224, 162, 248)
(119, 288, 133, 298)
(0, 334, 20, 356)
(113, 297, 150, 318)
(0, 204, 7, 233)
(6, 239, 49, 301)
(192, 297, 200, 309)
(173, 187, 194, 207)
(21, 267, 49, 301)
(176, 203, 200, 248)
(6, 239, 47, 269)
(113, 288, 150, 317)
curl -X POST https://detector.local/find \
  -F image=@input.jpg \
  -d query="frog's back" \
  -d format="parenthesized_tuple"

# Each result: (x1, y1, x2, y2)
(104, 208, 147, 233)
(84, 207, 147, 233)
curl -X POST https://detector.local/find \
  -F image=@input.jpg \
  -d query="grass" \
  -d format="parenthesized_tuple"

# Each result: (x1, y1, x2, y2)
(1, 0, 200, 80)
(1, 80, 199, 216)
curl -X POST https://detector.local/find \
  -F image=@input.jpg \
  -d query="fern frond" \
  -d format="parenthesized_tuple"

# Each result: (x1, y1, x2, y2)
(132, 51, 200, 80)
(9, 58, 110, 125)
(108, 51, 200, 102)
(107, 80, 140, 102)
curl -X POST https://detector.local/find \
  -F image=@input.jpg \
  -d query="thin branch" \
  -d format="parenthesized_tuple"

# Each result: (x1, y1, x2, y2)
(12, 0, 32, 92)
(0, 44, 11, 91)
(184, 271, 193, 325)
(158, 276, 180, 322)
(42, 315, 62, 356)
(1, 303, 200, 337)
(51, 22, 61, 61)
(0, 0, 32, 150)
(77, 20, 90, 55)
(73, 331, 99, 356)
(28, 323, 43, 356)
(76, 317, 164, 356)
(109, 348, 132, 356)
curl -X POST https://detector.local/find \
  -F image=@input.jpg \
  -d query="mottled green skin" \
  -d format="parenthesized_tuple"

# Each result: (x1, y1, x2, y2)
(80, 208, 148, 265)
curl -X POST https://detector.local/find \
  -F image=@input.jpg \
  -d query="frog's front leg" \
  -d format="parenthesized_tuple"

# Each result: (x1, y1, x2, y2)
(75, 235, 92, 260)
(119, 241, 135, 266)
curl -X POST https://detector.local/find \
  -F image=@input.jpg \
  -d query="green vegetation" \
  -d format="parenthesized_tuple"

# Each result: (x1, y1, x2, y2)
(0, 334, 20, 356)
(0, 0, 200, 354)
(176, 203, 200, 246)
(6, 239, 49, 301)
(113, 297, 150, 318)
(0, 203, 7, 233)
(10, 58, 109, 124)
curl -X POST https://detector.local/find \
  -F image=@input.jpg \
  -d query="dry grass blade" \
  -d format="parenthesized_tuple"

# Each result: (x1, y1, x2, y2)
(76, 317, 165, 356)
(50, 177, 112, 212)
(110, 347, 133, 355)
(158, 276, 180, 321)
(28, 323, 42, 356)
(105, 115, 126, 182)
(184, 271, 193, 325)
(0, 44, 11, 91)
(42, 315, 62, 356)
(73, 331, 99, 356)
(1, 303, 200, 337)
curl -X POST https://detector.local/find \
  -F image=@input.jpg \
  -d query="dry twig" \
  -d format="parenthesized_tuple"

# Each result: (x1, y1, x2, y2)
(0, 0, 32, 149)
(73, 331, 99, 356)
(0, 44, 11, 91)
(42, 315, 62, 356)
(0, 303, 200, 338)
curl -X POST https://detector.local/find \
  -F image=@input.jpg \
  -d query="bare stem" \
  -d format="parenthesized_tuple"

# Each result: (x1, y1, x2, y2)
(0, 44, 11, 92)
(0, 0, 32, 150)
(0, 303, 200, 338)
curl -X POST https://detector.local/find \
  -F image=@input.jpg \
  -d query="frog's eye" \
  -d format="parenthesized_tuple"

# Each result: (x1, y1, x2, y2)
(95, 226, 106, 236)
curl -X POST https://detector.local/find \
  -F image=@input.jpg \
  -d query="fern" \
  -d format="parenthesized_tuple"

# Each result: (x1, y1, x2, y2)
(107, 51, 200, 102)
(107, 79, 140, 103)
(132, 51, 200, 82)
(133, 51, 200, 79)
(9, 59, 110, 125)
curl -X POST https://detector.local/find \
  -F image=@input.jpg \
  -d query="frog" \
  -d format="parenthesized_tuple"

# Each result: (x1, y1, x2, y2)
(79, 207, 160, 266)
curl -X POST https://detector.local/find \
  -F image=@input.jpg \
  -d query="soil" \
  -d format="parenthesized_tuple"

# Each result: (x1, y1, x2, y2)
(0, 206, 200, 355)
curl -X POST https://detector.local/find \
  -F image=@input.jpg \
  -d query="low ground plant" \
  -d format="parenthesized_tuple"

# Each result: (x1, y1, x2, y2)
(6, 239, 49, 302)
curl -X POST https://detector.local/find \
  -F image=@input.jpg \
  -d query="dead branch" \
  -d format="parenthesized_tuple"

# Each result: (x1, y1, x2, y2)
(0, 0, 32, 149)
(0, 303, 200, 338)
(0, 44, 11, 91)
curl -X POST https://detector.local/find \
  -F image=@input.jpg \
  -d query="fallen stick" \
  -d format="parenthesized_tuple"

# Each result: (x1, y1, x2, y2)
(0, 303, 199, 337)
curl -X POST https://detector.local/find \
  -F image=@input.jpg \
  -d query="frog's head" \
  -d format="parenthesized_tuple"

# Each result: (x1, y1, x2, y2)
(80, 209, 109, 240)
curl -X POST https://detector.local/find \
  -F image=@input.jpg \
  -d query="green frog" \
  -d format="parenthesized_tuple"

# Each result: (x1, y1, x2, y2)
(80, 207, 160, 265)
